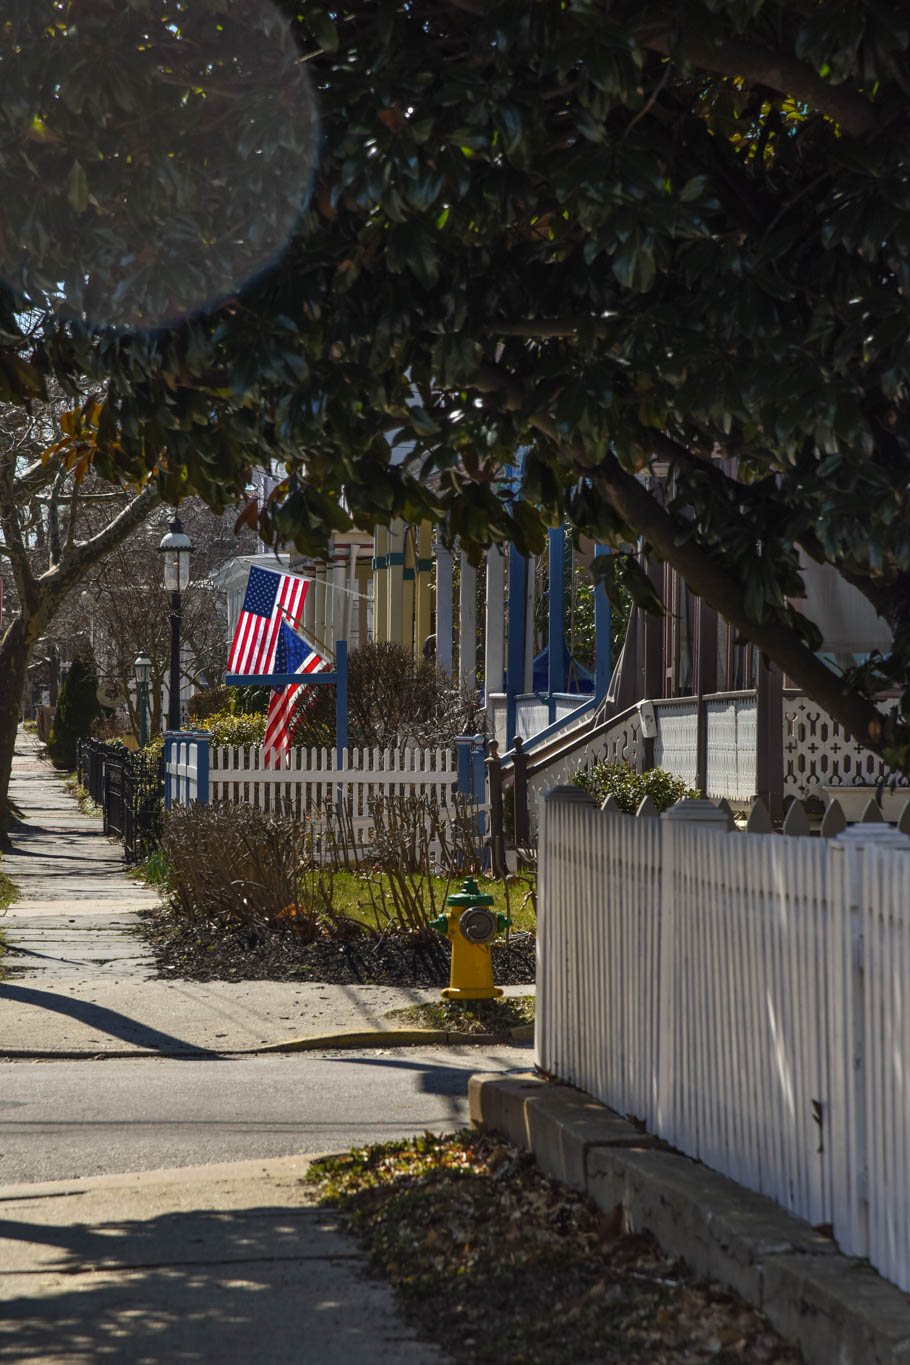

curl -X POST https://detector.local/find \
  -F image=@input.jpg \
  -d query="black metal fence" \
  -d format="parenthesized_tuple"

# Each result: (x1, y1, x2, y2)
(77, 739, 165, 864)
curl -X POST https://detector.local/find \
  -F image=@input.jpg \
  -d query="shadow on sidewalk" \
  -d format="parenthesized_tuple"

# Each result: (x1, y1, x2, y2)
(0, 1203, 391, 1363)
(0, 984, 220, 1057)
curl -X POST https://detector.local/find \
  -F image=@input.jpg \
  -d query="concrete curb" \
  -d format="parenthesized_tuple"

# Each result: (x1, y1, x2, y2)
(257, 1024, 533, 1052)
(0, 1023, 534, 1060)
(469, 1072, 910, 1365)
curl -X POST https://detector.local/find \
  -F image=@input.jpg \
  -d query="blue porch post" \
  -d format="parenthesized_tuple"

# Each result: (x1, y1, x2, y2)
(455, 733, 488, 866)
(335, 638, 348, 764)
(194, 732, 210, 804)
(593, 543, 612, 702)
(471, 732, 487, 825)
(547, 526, 566, 721)
(164, 734, 175, 809)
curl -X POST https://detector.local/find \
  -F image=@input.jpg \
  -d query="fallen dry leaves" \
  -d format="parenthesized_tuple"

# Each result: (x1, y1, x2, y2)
(308, 1130, 804, 1364)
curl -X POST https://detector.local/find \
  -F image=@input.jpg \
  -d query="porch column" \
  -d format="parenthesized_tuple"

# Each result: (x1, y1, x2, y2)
(435, 531, 454, 672)
(524, 554, 536, 692)
(756, 657, 784, 824)
(593, 543, 612, 702)
(335, 548, 352, 644)
(313, 563, 327, 651)
(415, 522, 434, 658)
(459, 550, 477, 687)
(506, 546, 528, 745)
(303, 564, 316, 641)
(373, 526, 389, 644)
(401, 525, 416, 654)
(484, 546, 506, 697)
(694, 596, 718, 798)
(355, 559, 370, 649)
(323, 563, 336, 653)
(547, 527, 565, 717)
(386, 518, 405, 647)
(643, 558, 664, 699)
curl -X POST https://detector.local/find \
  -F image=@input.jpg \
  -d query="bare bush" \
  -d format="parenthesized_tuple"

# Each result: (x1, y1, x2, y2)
(290, 641, 483, 751)
(162, 802, 317, 940)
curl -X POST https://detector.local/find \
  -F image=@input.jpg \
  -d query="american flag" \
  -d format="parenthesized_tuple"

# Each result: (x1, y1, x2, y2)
(228, 565, 309, 675)
(263, 622, 326, 766)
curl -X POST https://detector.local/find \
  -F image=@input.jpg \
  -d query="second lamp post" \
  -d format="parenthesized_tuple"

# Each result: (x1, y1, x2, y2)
(133, 651, 152, 748)
(158, 516, 193, 732)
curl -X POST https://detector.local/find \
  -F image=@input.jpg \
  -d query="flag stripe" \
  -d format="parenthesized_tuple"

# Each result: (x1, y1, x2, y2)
(226, 568, 323, 767)
(227, 565, 310, 677)
(263, 647, 325, 766)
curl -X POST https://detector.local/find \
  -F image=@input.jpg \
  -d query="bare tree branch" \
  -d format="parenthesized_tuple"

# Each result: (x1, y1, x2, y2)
(471, 360, 890, 753)
(637, 28, 878, 137)
(441, 1, 880, 137)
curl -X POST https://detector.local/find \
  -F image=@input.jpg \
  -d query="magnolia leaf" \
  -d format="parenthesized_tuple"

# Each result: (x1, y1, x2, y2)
(591, 553, 665, 616)
(66, 160, 89, 214)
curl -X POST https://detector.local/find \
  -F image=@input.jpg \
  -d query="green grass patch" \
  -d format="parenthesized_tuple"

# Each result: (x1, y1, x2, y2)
(131, 848, 172, 888)
(308, 1131, 803, 1365)
(385, 994, 534, 1036)
(0, 858, 17, 911)
(321, 870, 536, 934)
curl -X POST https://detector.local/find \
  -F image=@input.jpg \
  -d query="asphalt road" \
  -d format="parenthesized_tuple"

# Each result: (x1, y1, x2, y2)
(0, 1045, 532, 1184)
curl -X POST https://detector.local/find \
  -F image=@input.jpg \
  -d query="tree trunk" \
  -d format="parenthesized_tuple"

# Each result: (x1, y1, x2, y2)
(0, 620, 32, 841)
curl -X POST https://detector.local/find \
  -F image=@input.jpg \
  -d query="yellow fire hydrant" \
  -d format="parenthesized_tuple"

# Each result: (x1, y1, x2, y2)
(430, 877, 511, 1000)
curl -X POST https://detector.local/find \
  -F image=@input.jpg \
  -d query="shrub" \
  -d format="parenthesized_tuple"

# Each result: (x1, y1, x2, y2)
(188, 684, 270, 722)
(570, 761, 699, 814)
(162, 802, 317, 939)
(47, 655, 102, 769)
(203, 710, 267, 748)
(290, 640, 481, 751)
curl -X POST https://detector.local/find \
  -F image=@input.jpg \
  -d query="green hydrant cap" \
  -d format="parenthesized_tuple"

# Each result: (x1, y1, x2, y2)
(445, 876, 495, 907)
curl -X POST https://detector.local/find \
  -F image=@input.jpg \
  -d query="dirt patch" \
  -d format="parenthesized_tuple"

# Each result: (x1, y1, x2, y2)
(137, 904, 535, 987)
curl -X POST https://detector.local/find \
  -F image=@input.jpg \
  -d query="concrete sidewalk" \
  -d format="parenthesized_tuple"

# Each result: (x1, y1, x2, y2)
(0, 1155, 447, 1364)
(1, 728, 533, 1056)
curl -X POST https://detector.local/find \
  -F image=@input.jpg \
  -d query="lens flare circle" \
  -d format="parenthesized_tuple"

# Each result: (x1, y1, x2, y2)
(0, 0, 319, 330)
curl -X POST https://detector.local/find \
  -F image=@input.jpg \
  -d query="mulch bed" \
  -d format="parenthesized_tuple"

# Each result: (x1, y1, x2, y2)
(137, 903, 536, 987)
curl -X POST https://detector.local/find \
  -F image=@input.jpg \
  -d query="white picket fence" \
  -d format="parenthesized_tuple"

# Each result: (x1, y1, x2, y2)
(209, 744, 457, 810)
(207, 743, 479, 866)
(537, 787, 910, 1293)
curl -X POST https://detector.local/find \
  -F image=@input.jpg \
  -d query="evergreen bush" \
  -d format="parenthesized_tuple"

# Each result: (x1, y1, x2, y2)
(570, 761, 698, 814)
(47, 655, 102, 769)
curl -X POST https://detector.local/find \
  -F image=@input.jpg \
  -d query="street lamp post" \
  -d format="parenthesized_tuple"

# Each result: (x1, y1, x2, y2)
(133, 651, 152, 748)
(158, 516, 193, 732)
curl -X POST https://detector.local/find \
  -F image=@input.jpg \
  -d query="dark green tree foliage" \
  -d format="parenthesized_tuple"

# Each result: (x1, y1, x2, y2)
(4, 2, 910, 767)
(47, 655, 102, 770)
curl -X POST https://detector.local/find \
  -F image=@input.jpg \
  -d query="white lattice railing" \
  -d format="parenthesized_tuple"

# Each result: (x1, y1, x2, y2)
(783, 693, 909, 799)
(525, 705, 645, 827)
(705, 693, 757, 802)
(515, 698, 549, 741)
(653, 699, 699, 790)
(538, 788, 910, 1294)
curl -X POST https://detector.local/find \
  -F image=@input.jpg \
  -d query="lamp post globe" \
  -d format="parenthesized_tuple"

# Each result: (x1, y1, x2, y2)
(158, 516, 193, 730)
(133, 650, 152, 748)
